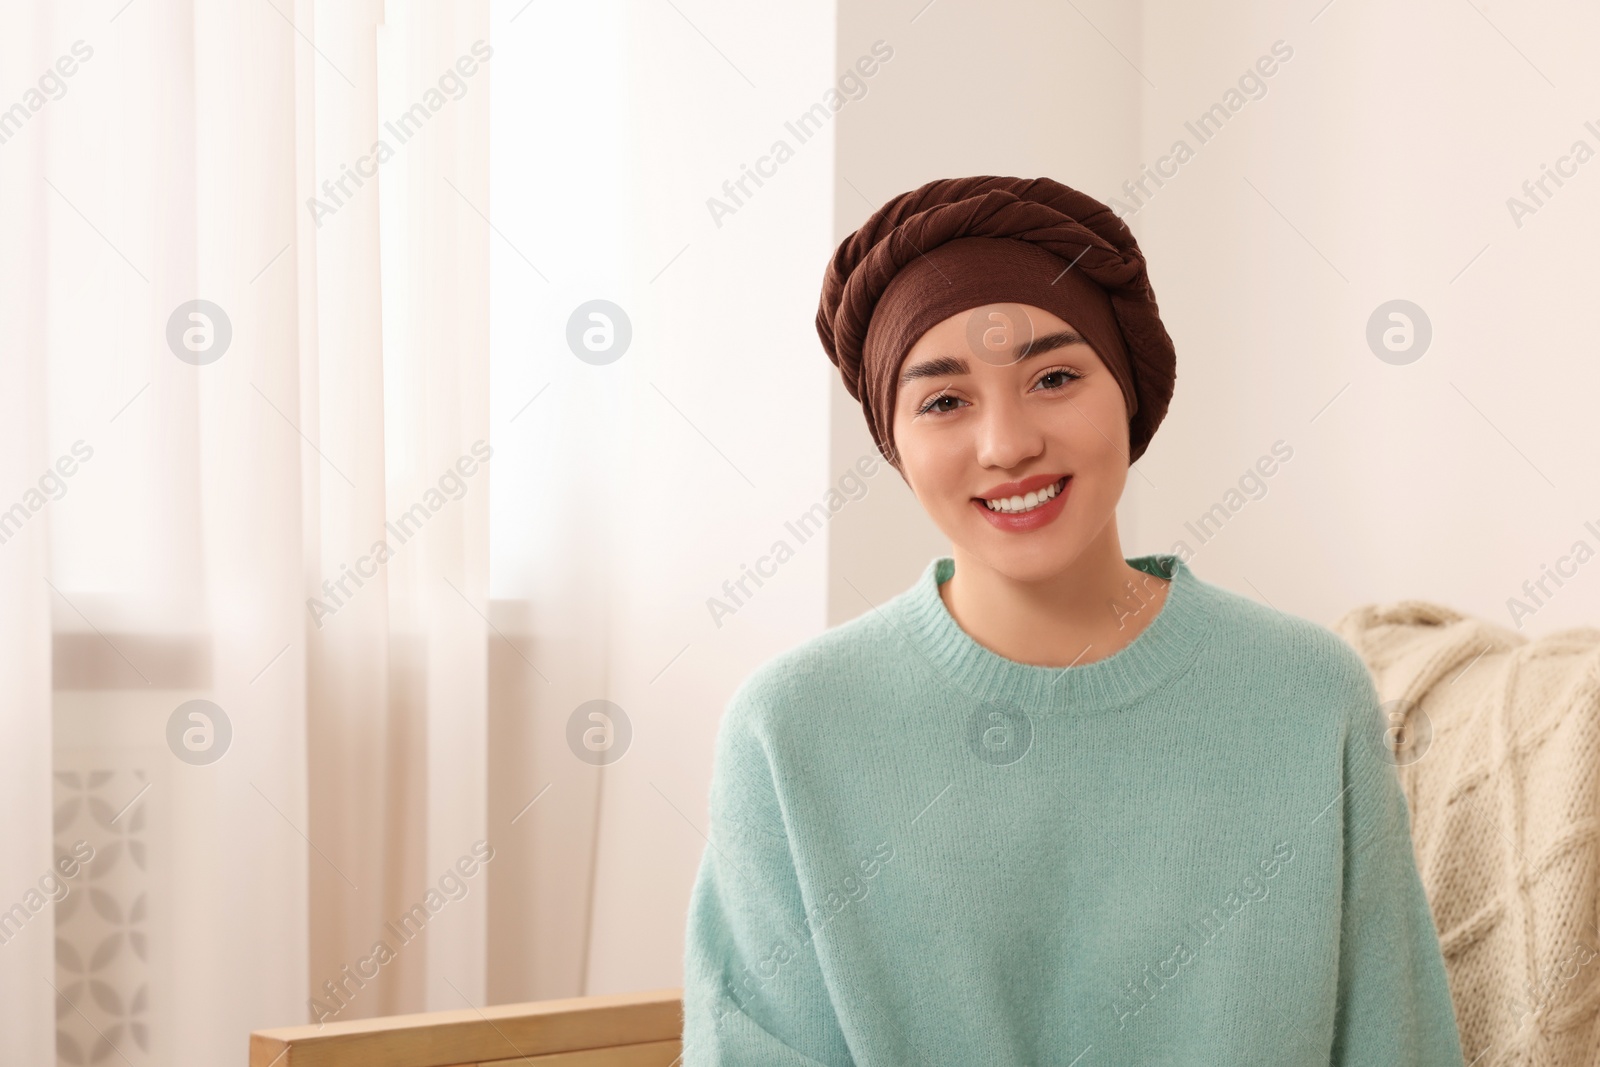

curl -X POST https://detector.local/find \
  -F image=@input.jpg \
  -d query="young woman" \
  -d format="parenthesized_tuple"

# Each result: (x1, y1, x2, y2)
(681, 176, 1465, 1065)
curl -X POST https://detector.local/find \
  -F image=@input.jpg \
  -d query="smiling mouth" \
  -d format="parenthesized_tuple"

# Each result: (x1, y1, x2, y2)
(978, 476, 1070, 515)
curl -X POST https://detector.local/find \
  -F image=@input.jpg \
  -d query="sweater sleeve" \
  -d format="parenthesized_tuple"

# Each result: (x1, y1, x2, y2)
(1330, 664, 1466, 1066)
(680, 685, 855, 1067)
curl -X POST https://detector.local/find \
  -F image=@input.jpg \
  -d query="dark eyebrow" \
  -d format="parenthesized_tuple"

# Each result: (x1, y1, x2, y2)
(898, 329, 1091, 387)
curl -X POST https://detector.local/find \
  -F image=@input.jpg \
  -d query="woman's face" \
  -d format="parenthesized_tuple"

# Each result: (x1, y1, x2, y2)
(889, 302, 1131, 582)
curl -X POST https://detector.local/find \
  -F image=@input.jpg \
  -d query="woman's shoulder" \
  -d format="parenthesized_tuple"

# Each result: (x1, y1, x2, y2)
(1186, 565, 1375, 695)
(702, 608, 908, 819)
(728, 603, 903, 724)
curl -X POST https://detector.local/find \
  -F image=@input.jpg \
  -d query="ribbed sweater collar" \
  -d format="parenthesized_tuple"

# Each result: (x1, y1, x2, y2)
(891, 553, 1214, 715)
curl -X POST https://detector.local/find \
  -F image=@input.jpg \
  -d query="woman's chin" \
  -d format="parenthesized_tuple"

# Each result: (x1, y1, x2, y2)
(954, 526, 1091, 583)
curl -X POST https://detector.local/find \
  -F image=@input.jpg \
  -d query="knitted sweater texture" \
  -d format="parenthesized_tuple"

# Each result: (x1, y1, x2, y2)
(682, 553, 1467, 1065)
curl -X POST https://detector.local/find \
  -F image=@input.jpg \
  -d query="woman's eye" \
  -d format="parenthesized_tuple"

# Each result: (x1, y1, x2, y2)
(917, 392, 965, 417)
(1036, 369, 1083, 391)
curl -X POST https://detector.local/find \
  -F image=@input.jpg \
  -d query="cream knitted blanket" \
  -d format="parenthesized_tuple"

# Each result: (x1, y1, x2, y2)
(1332, 598, 1600, 1066)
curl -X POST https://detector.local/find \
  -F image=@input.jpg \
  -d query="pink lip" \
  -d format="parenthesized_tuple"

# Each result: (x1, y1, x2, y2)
(971, 475, 1071, 533)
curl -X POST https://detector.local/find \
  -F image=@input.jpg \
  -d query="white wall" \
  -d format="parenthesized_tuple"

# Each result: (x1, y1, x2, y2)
(1126, 1, 1600, 634)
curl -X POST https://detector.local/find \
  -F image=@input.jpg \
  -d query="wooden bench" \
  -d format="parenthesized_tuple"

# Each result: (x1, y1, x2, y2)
(248, 988, 683, 1067)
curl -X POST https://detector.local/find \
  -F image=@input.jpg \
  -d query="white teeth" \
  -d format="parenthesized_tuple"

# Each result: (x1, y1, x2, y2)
(983, 478, 1065, 514)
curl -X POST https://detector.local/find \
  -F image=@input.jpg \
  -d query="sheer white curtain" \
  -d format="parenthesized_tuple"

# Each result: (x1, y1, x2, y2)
(0, 1, 491, 1063)
(0, 12, 57, 1065)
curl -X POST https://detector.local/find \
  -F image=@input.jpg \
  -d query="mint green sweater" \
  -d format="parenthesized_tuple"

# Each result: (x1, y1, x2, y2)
(682, 553, 1466, 1066)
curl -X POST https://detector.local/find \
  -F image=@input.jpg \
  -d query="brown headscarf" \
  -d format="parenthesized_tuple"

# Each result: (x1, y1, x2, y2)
(814, 176, 1177, 473)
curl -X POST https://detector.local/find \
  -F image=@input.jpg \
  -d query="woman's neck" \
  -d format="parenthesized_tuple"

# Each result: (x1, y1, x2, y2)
(938, 527, 1170, 670)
